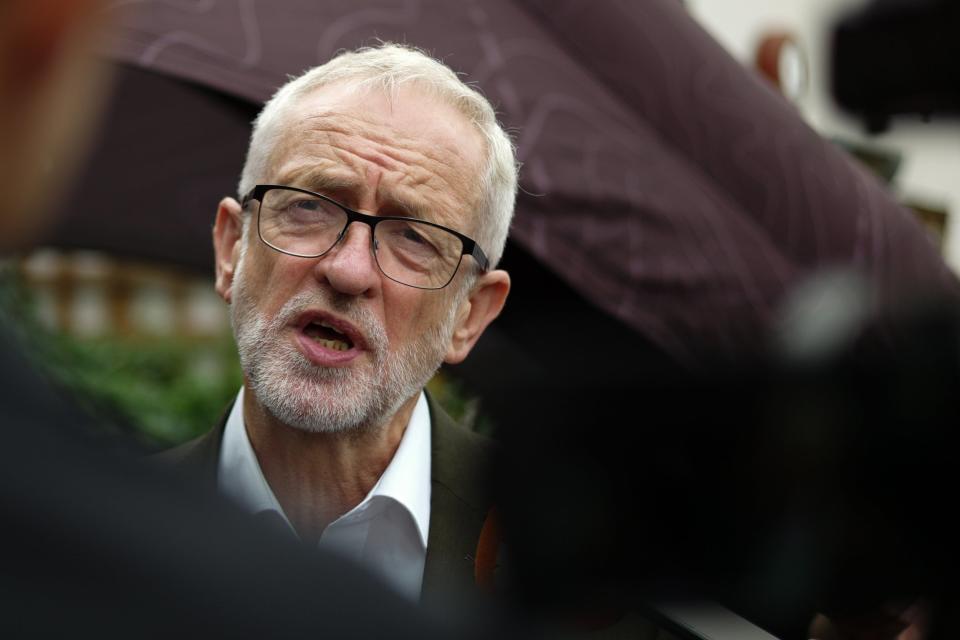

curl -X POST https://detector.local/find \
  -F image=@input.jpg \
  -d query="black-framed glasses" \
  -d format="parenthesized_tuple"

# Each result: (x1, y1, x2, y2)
(241, 184, 489, 290)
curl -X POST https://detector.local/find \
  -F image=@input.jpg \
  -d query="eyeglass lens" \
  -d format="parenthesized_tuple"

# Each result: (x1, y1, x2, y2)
(257, 188, 465, 289)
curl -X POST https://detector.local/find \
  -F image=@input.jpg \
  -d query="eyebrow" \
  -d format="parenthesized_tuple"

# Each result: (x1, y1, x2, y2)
(378, 194, 431, 221)
(280, 168, 361, 197)
(278, 167, 434, 221)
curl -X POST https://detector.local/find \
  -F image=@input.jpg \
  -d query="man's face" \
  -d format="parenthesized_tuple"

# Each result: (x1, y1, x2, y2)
(226, 83, 486, 433)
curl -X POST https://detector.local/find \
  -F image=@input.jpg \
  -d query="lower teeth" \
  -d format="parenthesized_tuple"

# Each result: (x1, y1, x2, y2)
(314, 337, 348, 351)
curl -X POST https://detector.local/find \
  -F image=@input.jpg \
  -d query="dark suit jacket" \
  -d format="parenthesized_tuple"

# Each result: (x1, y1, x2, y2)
(161, 392, 495, 603)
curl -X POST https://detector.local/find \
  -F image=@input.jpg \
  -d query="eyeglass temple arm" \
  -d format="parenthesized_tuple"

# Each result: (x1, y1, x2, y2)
(468, 242, 490, 272)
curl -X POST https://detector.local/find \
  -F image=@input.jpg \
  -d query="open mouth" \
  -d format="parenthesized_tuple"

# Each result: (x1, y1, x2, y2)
(302, 320, 355, 352)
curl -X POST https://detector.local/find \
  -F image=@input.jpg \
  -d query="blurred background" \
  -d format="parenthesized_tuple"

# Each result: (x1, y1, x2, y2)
(687, 0, 956, 256)
(3, 0, 956, 450)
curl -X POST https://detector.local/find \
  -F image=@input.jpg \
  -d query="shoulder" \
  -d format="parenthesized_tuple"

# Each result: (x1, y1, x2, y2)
(429, 400, 494, 454)
(154, 432, 216, 467)
(421, 394, 498, 598)
(426, 394, 495, 511)
(151, 401, 233, 486)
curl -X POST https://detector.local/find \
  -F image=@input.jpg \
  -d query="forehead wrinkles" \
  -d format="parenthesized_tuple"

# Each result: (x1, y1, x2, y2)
(269, 109, 484, 228)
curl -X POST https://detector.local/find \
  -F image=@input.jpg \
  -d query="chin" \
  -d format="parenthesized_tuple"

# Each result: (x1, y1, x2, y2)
(254, 370, 386, 434)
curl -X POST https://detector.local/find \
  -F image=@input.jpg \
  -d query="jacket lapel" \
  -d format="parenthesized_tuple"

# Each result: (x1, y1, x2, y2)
(156, 399, 232, 491)
(420, 395, 495, 603)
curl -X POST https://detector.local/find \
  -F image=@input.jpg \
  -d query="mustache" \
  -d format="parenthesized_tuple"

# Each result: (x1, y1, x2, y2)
(274, 289, 389, 353)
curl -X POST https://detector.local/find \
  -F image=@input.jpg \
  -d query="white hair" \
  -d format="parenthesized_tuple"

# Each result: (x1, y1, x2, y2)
(239, 43, 518, 267)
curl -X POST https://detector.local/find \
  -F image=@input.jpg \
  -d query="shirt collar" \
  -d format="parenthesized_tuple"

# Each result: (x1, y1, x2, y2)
(218, 386, 286, 519)
(369, 391, 432, 548)
(217, 387, 432, 548)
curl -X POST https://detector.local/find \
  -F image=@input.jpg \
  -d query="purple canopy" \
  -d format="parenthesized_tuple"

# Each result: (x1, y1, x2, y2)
(53, 0, 955, 363)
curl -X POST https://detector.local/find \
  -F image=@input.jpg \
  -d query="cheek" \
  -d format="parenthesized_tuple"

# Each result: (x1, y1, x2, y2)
(243, 247, 310, 310)
(384, 289, 453, 342)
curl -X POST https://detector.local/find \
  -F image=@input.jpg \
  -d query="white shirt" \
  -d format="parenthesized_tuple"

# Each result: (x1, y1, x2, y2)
(217, 387, 432, 601)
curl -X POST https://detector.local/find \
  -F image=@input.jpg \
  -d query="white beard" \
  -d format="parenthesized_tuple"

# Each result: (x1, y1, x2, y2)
(230, 257, 458, 434)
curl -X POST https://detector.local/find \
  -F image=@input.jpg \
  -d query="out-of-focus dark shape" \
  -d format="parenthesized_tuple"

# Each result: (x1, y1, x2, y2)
(492, 2, 960, 635)
(832, 0, 960, 133)
(495, 273, 960, 639)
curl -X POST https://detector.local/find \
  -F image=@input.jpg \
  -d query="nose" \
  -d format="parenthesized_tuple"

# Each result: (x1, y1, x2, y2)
(314, 221, 380, 296)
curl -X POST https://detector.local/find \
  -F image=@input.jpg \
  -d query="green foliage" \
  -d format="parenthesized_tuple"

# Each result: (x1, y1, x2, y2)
(1, 263, 240, 447)
(41, 333, 243, 447)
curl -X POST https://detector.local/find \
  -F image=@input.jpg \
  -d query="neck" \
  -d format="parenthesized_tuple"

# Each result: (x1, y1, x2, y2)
(242, 386, 420, 545)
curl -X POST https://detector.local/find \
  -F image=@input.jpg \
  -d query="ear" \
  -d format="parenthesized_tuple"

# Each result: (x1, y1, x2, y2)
(213, 197, 244, 304)
(444, 269, 511, 364)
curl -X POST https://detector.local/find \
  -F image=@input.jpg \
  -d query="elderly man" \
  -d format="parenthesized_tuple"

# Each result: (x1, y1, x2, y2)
(166, 44, 516, 602)
(0, 3, 456, 635)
